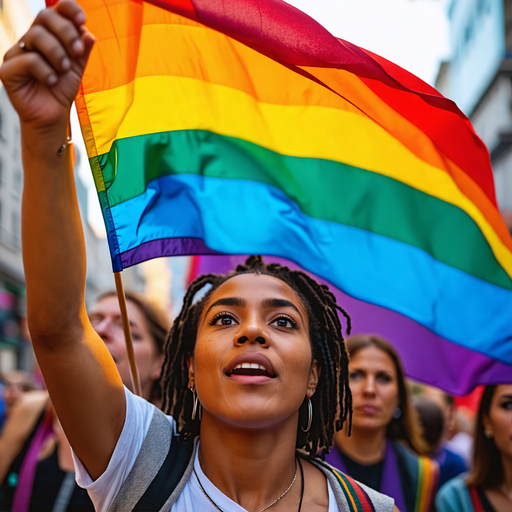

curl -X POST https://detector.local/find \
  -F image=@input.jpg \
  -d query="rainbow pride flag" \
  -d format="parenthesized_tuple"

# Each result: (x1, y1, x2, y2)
(73, 0, 512, 393)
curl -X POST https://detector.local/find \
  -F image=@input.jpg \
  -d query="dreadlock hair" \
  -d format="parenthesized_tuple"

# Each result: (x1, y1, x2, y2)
(160, 256, 352, 458)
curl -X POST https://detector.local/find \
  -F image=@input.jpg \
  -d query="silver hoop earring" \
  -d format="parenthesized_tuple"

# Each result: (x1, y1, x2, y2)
(302, 397, 312, 433)
(191, 388, 201, 421)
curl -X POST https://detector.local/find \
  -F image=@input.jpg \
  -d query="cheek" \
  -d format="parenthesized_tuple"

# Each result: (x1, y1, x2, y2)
(382, 385, 399, 412)
(490, 410, 512, 444)
(347, 380, 368, 408)
(194, 337, 226, 381)
(133, 341, 154, 366)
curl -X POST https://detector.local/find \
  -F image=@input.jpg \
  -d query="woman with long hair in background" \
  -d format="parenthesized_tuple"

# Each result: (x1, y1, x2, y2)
(436, 385, 512, 512)
(325, 334, 438, 512)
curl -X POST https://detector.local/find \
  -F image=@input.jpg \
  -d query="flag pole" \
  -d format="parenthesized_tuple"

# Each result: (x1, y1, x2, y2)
(114, 271, 142, 396)
(65, 113, 141, 396)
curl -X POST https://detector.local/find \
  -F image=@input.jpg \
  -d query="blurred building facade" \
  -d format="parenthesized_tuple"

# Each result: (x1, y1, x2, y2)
(436, 0, 512, 229)
(0, 0, 33, 373)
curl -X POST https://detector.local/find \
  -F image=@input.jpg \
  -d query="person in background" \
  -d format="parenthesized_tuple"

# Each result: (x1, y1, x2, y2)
(420, 386, 473, 467)
(0, 371, 36, 430)
(414, 397, 444, 454)
(436, 385, 512, 512)
(413, 397, 467, 488)
(0, 291, 170, 511)
(448, 408, 474, 469)
(88, 290, 170, 407)
(325, 334, 439, 512)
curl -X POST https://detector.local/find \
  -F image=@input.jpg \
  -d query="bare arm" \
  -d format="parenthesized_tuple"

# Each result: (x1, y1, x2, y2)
(0, 0, 125, 480)
(0, 391, 48, 483)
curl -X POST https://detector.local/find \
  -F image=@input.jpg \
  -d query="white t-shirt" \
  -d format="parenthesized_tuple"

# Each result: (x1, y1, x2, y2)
(73, 388, 339, 512)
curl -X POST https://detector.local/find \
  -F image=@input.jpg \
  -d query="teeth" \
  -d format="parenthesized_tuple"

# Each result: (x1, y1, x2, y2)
(233, 363, 268, 371)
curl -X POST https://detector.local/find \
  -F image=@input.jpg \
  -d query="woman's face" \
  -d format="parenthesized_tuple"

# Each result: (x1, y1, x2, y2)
(89, 296, 164, 401)
(483, 385, 512, 460)
(190, 273, 319, 431)
(348, 345, 399, 433)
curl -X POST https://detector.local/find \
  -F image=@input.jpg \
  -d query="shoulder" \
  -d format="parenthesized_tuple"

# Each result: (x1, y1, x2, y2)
(442, 446, 467, 470)
(73, 387, 177, 512)
(392, 441, 439, 512)
(436, 476, 473, 512)
(392, 440, 438, 478)
(308, 456, 395, 512)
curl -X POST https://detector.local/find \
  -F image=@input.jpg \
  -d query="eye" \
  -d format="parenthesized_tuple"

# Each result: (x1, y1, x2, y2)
(270, 315, 298, 329)
(376, 373, 392, 383)
(209, 312, 238, 326)
(500, 400, 512, 410)
(349, 371, 363, 381)
(90, 316, 102, 327)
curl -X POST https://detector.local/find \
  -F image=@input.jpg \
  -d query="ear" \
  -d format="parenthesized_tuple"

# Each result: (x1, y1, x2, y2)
(187, 355, 195, 389)
(482, 411, 492, 435)
(306, 359, 320, 398)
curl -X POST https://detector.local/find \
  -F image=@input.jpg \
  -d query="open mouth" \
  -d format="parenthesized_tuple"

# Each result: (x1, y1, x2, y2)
(225, 354, 277, 383)
(228, 362, 275, 379)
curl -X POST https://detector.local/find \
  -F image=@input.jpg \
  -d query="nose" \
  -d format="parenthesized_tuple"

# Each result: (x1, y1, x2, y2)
(234, 319, 269, 347)
(363, 376, 376, 396)
(92, 317, 114, 344)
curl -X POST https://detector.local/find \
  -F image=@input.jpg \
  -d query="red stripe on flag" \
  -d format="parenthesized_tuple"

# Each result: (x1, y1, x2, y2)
(143, 0, 498, 207)
(143, 0, 198, 20)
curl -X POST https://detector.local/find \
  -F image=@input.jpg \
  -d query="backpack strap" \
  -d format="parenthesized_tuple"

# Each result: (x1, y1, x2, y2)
(108, 408, 195, 512)
(306, 455, 394, 512)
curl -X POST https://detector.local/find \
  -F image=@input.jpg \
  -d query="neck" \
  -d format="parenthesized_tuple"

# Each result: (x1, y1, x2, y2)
(198, 411, 300, 511)
(334, 425, 387, 464)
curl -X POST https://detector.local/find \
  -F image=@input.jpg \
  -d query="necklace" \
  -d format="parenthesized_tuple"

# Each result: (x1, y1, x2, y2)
(194, 457, 304, 512)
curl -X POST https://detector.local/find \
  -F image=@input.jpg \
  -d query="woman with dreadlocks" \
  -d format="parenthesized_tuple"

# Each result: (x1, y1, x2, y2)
(1, 2, 397, 511)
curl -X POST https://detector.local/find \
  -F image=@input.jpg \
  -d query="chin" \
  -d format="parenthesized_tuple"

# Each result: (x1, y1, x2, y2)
(352, 418, 387, 432)
(207, 403, 297, 431)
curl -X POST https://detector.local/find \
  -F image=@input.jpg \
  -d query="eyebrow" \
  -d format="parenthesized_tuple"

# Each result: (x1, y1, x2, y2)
(204, 296, 303, 322)
(261, 298, 303, 321)
(205, 297, 247, 316)
(498, 394, 512, 400)
(90, 312, 138, 329)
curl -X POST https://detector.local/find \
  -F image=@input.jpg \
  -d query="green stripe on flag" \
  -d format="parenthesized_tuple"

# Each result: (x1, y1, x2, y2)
(92, 129, 511, 290)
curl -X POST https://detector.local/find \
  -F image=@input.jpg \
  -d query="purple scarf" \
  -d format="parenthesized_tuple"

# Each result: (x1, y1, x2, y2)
(12, 407, 55, 512)
(324, 440, 406, 512)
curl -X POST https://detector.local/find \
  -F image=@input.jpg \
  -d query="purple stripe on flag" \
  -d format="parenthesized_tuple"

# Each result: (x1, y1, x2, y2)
(120, 238, 221, 268)
(196, 255, 512, 395)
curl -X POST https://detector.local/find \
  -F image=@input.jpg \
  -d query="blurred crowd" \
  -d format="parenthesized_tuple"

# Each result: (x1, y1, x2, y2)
(0, 293, 508, 512)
